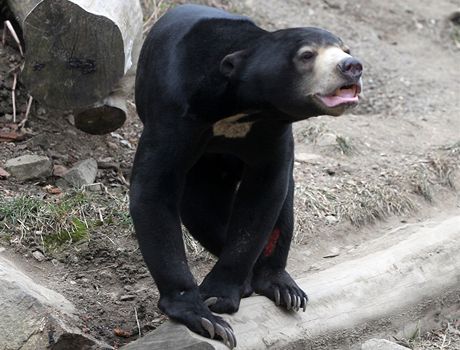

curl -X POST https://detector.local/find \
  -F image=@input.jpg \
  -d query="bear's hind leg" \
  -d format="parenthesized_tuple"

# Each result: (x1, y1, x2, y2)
(180, 154, 243, 257)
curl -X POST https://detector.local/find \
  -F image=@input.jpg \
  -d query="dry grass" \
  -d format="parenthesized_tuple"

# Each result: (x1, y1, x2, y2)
(293, 139, 460, 243)
(294, 179, 416, 243)
(140, 0, 172, 34)
(296, 123, 359, 156)
(408, 143, 460, 201)
(394, 320, 460, 350)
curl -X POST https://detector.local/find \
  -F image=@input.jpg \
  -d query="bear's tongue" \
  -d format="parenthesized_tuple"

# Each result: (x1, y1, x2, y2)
(318, 85, 359, 108)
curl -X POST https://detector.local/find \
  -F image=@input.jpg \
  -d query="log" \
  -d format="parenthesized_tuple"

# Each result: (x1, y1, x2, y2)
(120, 215, 460, 350)
(7, 0, 142, 134)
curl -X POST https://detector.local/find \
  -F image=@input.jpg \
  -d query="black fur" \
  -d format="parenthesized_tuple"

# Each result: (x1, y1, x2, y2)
(131, 4, 362, 345)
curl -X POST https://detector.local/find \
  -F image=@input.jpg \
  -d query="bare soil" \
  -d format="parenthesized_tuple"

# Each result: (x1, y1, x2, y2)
(0, 0, 459, 348)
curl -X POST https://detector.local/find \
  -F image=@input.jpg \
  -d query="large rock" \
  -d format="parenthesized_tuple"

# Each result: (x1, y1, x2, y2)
(4, 154, 52, 181)
(362, 339, 409, 350)
(0, 253, 111, 350)
(58, 158, 98, 188)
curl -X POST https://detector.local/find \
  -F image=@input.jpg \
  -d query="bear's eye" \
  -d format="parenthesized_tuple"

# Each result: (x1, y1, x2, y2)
(300, 51, 316, 61)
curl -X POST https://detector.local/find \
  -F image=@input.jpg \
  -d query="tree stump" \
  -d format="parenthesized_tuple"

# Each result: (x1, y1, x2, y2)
(7, 0, 143, 134)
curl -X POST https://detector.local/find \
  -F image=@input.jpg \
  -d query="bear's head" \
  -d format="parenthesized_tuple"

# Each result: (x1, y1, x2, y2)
(220, 27, 363, 120)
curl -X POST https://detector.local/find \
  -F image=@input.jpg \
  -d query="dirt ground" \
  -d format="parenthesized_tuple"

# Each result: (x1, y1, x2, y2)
(0, 0, 459, 349)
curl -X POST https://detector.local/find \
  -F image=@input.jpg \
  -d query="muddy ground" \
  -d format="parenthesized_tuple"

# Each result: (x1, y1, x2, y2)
(0, 0, 459, 348)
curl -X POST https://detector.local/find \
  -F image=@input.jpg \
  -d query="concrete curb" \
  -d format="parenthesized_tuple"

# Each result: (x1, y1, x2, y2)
(121, 216, 460, 349)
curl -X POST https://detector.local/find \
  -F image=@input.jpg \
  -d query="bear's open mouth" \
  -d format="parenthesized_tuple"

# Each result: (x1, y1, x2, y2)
(316, 83, 361, 108)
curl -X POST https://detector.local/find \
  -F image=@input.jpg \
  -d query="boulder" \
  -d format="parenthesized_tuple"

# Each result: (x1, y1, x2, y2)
(4, 154, 52, 181)
(58, 158, 98, 188)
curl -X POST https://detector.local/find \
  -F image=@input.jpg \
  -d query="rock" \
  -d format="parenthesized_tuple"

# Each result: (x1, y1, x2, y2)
(316, 133, 337, 147)
(325, 215, 338, 224)
(294, 152, 323, 164)
(58, 158, 98, 188)
(25, 134, 51, 149)
(0, 254, 111, 350)
(0, 167, 10, 179)
(107, 141, 119, 150)
(32, 250, 46, 262)
(37, 107, 47, 116)
(323, 247, 340, 258)
(362, 339, 409, 350)
(85, 183, 104, 192)
(5, 154, 52, 181)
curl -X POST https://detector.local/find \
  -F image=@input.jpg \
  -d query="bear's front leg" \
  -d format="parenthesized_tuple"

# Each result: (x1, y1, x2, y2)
(130, 125, 236, 347)
(200, 145, 292, 314)
(252, 168, 308, 312)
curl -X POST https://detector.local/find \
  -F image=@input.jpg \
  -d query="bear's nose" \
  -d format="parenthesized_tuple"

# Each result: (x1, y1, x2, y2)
(338, 57, 363, 80)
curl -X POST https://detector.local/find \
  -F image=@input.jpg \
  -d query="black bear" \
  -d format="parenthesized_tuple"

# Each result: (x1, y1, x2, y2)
(131, 4, 362, 348)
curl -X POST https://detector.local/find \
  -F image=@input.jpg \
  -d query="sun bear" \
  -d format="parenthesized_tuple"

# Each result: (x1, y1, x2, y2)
(131, 4, 363, 348)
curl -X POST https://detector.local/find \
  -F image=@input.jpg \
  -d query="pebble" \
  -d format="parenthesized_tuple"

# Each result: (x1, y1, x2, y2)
(325, 215, 338, 224)
(32, 251, 45, 262)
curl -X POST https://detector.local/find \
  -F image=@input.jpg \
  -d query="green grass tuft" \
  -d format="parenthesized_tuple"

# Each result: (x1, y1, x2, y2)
(0, 189, 132, 254)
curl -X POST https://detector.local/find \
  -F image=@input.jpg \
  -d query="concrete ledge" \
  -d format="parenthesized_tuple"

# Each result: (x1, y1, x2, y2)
(0, 254, 112, 350)
(121, 216, 460, 349)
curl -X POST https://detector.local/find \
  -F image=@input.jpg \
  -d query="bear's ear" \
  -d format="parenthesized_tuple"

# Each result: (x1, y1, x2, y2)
(220, 50, 247, 79)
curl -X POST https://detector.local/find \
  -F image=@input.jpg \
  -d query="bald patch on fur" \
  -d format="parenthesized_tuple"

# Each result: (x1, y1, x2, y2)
(213, 114, 253, 138)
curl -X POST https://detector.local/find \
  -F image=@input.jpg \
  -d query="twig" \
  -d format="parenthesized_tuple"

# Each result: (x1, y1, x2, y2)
(98, 208, 104, 223)
(142, 0, 165, 35)
(99, 232, 116, 246)
(3, 20, 24, 56)
(134, 306, 142, 338)
(440, 331, 447, 349)
(18, 95, 33, 129)
(12, 73, 17, 123)
(118, 171, 130, 186)
(7, 63, 21, 74)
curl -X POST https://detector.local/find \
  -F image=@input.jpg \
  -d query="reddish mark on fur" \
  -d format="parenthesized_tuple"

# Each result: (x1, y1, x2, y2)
(263, 228, 281, 257)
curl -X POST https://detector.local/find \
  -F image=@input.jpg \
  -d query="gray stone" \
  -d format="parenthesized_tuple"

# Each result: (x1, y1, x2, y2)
(362, 339, 409, 350)
(32, 250, 46, 262)
(59, 158, 98, 188)
(294, 152, 323, 164)
(5, 154, 52, 181)
(85, 183, 104, 192)
(0, 254, 111, 350)
(25, 134, 52, 149)
(325, 215, 338, 224)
